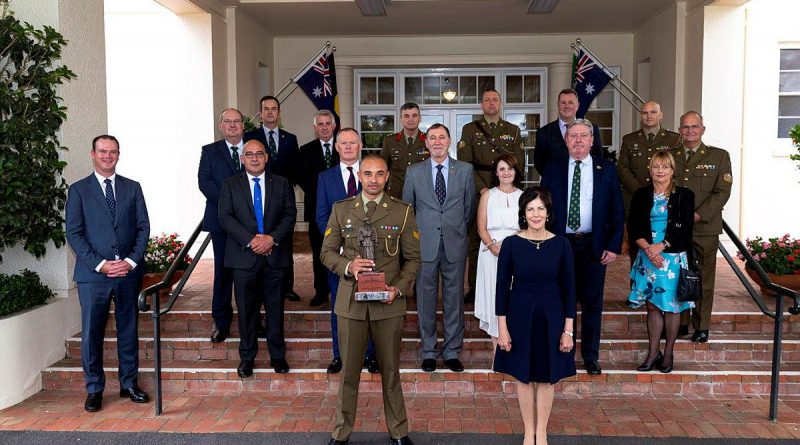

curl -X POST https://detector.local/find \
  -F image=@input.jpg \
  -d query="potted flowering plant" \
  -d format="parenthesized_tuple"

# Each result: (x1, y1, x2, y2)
(738, 234, 800, 295)
(142, 233, 192, 296)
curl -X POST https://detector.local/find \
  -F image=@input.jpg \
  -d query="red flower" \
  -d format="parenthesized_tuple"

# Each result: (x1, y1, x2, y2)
(789, 255, 797, 262)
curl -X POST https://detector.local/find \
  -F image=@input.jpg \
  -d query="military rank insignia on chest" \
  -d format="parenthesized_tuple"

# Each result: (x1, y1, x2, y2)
(696, 164, 717, 170)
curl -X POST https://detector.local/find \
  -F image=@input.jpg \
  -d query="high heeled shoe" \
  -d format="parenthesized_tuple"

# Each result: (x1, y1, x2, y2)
(636, 352, 663, 372)
(660, 357, 673, 373)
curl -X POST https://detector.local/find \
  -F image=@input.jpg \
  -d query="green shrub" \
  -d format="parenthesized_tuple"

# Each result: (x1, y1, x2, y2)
(0, 270, 53, 317)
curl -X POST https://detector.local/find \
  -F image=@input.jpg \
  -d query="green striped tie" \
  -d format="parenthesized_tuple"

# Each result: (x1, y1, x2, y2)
(567, 160, 582, 232)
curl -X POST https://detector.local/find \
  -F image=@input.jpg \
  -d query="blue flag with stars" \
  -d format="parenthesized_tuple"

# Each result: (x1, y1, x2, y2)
(296, 51, 340, 127)
(572, 48, 613, 118)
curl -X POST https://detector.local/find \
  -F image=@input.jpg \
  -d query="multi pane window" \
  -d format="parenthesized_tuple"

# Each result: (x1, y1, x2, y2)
(779, 49, 800, 138)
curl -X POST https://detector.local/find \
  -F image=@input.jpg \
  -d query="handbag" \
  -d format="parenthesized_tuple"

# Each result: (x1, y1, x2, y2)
(675, 189, 701, 302)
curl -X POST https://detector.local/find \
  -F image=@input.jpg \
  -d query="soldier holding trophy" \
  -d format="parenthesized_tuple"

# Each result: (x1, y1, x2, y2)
(320, 145, 421, 445)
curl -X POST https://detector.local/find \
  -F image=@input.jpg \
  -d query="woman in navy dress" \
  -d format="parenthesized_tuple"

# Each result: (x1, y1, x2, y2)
(494, 186, 576, 445)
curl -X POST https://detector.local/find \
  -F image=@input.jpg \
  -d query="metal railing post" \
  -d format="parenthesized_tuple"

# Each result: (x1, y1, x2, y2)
(770, 294, 784, 421)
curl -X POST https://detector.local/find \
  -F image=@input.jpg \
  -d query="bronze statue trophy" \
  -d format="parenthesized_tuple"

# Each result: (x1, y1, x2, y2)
(354, 218, 390, 301)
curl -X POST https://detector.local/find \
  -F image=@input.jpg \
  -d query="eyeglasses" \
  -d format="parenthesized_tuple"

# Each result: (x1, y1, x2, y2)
(222, 119, 243, 125)
(679, 125, 703, 131)
(243, 152, 266, 159)
(650, 164, 673, 171)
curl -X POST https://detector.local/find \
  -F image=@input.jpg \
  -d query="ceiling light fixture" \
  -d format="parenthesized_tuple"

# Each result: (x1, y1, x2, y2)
(527, 0, 559, 14)
(355, 0, 389, 17)
(442, 78, 457, 102)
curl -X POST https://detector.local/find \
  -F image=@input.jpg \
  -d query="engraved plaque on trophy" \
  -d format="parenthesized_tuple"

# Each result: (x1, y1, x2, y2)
(354, 219, 390, 302)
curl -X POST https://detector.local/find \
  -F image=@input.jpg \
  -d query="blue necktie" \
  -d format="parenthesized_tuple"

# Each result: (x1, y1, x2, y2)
(435, 165, 446, 206)
(253, 178, 264, 234)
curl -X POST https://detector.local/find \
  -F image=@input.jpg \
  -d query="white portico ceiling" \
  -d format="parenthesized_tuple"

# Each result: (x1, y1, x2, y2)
(226, 0, 679, 36)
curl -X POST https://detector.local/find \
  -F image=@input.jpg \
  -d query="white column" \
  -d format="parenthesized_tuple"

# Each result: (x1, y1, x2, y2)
(547, 62, 572, 122)
(336, 64, 354, 128)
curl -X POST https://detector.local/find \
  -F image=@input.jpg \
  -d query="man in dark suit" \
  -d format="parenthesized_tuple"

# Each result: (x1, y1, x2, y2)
(321, 153, 421, 445)
(198, 108, 244, 343)
(300, 109, 339, 307)
(403, 124, 476, 373)
(218, 140, 297, 376)
(65, 135, 151, 412)
(316, 128, 378, 374)
(534, 88, 604, 176)
(541, 119, 623, 375)
(244, 95, 302, 302)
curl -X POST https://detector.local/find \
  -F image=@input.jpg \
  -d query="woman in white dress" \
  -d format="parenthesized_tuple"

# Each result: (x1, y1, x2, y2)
(474, 153, 523, 352)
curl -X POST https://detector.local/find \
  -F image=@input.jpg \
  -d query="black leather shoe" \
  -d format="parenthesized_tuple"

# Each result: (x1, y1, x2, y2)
(285, 290, 301, 302)
(119, 385, 149, 403)
(660, 358, 674, 374)
(691, 330, 709, 343)
(365, 356, 380, 374)
(388, 435, 414, 445)
(678, 324, 690, 337)
(210, 325, 229, 343)
(84, 392, 103, 412)
(327, 357, 343, 374)
(584, 361, 602, 375)
(463, 289, 475, 304)
(444, 358, 464, 372)
(327, 439, 349, 445)
(309, 293, 328, 307)
(237, 360, 254, 378)
(272, 358, 290, 374)
(636, 352, 663, 372)
(421, 358, 436, 372)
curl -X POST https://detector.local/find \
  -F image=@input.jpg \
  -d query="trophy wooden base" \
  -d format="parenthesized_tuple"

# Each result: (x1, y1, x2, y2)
(355, 272, 388, 301)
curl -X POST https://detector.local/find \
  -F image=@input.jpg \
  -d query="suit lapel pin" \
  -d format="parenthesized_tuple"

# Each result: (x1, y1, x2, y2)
(382, 202, 388, 208)
(596, 165, 602, 170)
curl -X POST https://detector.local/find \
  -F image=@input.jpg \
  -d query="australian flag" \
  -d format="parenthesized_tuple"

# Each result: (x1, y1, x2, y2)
(572, 48, 613, 118)
(296, 52, 340, 127)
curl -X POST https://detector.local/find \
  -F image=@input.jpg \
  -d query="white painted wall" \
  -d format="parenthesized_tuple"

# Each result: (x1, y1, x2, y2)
(105, 0, 213, 244)
(735, 0, 800, 238)
(633, 2, 683, 128)
(227, 7, 274, 121)
(273, 34, 636, 146)
(2, 0, 102, 409)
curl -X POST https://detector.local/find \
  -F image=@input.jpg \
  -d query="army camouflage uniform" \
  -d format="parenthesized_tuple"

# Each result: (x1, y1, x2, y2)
(673, 143, 733, 332)
(380, 131, 428, 199)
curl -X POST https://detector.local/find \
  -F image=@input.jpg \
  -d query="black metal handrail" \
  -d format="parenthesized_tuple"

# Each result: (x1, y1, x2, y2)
(137, 220, 211, 415)
(718, 220, 799, 422)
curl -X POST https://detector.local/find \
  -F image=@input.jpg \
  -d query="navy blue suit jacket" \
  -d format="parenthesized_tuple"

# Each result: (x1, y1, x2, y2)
(198, 139, 241, 233)
(66, 173, 150, 283)
(534, 119, 603, 176)
(540, 155, 624, 259)
(217, 172, 297, 269)
(315, 164, 360, 234)
(244, 127, 301, 186)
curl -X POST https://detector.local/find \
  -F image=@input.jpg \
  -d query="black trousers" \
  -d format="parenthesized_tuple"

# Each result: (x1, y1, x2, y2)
(210, 231, 234, 330)
(308, 219, 331, 297)
(233, 258, 286, 362)
(565, 233, 607, 363)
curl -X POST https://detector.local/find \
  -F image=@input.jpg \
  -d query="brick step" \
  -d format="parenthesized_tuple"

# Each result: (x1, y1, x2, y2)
(112, 310, 800, 338)
(65, 334, 800, 365)
(42, 357, 800, 397)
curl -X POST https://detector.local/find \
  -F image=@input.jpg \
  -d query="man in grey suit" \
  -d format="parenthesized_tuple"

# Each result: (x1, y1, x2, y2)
(218, 140, 297, 377)
(65, 135, 150, 412)
(403, 123, 476, 373)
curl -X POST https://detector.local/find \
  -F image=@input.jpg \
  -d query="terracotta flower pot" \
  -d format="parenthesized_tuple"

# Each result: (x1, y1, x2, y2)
(744, 267, 800, 297)
(141, 269, 185, 299)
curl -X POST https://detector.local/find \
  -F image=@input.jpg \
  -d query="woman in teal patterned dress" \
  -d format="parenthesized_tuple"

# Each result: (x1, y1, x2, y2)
(627, 151, 695, 373)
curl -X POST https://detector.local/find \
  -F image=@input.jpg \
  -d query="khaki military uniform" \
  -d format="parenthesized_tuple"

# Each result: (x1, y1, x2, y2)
(320, 193, 421, 441)
(457, 118, 525, 292)
(618, 127, 681, 217)
(381, 131, 429, 199)
(673, 143, 733, 331)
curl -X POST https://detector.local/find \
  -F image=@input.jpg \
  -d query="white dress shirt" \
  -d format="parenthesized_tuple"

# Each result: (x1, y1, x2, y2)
(246, 171, 267, 212)
(339, 161, 360, 191)
(566, 156, 593, 234)
(93, 171, 137, 271)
